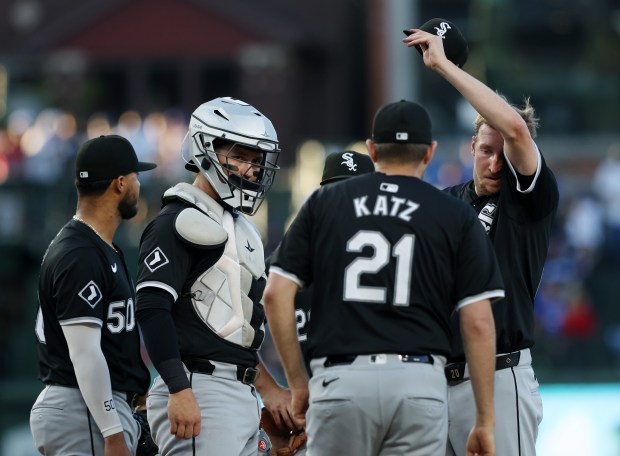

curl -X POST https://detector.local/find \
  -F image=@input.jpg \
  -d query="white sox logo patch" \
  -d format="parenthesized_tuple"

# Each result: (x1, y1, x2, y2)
(144, 247, 170, 272)
(434, 22, 452, 39)
(478, 201, 498, 234)
(341, 152, 358, 172)
(78, 280, 103, 308)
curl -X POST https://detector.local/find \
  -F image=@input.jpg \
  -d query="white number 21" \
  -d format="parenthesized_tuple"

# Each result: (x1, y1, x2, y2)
(343, 230, 415, 306)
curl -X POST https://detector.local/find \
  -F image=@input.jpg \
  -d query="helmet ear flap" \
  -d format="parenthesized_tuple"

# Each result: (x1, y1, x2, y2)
(185, 161, 200, 172)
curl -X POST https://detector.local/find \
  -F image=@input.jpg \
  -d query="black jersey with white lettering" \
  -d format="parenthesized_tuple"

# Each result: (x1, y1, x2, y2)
(36, 220, 150, 394)
(270, 173, 505, 359)
(444, 151, 558, 360)
(293, 290, 312, 373)
(135, 201, 260, 366)
(266, 252, 313, 374)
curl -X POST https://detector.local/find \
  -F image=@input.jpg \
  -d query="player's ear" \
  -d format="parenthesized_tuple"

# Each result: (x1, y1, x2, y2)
(423, 141, 437, 165)
(366, 139, 378, 163)
(112, 175, 126, 194)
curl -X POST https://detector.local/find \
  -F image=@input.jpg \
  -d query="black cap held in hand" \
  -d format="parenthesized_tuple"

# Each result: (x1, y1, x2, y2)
(372, 100, 432, 145)
(415, 18, 468, 68)
(320, 151, 374, 185)
(75, 135, 157, 181)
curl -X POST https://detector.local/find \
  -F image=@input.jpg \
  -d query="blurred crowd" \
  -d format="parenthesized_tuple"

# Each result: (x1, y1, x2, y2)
(534, 147, 620, 375)
(0, 107, 189, 187)
(1, 107, 620, 381)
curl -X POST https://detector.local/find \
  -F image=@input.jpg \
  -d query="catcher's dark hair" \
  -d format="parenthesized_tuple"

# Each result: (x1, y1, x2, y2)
(210, 137, 234, 151)
(373, 143, 428, 164)
(75, 178, 114, 197)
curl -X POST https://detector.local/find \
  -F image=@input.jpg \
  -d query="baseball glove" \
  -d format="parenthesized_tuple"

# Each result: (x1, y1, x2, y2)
(260, 408, 307, 456)
(133, 410, 159, 456)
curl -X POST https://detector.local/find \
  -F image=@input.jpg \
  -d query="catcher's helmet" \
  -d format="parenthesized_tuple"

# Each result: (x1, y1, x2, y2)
(182, 97, 280, 215)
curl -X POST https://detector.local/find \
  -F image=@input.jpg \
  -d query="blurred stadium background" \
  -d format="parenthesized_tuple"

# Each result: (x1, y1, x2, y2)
(0, 0, 619, 454)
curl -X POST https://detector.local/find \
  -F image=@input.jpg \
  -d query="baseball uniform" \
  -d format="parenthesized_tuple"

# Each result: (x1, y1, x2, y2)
(443, 148, 558, 456)
(136, 183, 266, 455)
(31, 220, 150, 455)
(270, 172, 505, 455)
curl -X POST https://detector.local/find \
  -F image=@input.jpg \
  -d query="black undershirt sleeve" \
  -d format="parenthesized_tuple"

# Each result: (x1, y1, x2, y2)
(136, 288, 190, 393)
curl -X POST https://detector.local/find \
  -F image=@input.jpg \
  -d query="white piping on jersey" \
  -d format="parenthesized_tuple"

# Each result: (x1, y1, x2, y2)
(269, 266, 304, 288)
(136, 281, 179, 301)
(456, 289, 505, 311)
(59, 316, 103, 327)
(504, 143, 542, 194)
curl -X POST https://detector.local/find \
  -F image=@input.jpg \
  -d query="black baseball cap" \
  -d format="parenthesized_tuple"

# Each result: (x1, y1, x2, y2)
(372, 100, 432, 145)
(413, 18, 468, 68)
(76, 135, 157, 181)
(320, 151, 374, 185)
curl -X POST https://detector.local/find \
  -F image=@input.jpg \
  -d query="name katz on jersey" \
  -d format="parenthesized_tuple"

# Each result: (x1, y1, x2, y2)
(353, 192, 419, 221)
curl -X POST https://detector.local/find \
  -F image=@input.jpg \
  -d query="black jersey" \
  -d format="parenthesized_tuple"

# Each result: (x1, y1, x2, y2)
(293, 289, 312, 373)
(444, 151, 559, 360)
(36, 220, 150, 394)
(270, 173, 505, 359)
(136, 201, 261, 366)
(266, 252, 313, 374)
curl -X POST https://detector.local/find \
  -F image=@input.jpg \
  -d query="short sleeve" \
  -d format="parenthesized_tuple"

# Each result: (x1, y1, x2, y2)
(269, 194, 315, 287)
(136, 212, 192, 301)
(53, 248, 110, 325)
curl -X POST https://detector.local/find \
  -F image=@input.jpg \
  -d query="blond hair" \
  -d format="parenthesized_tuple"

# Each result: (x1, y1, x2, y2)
(474, 95, 540, 139)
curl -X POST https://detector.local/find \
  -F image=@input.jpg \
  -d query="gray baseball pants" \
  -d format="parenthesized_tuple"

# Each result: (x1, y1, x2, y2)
(445, 348, 543, 456)
(307, 353, 448, 456)
(30, 385, 140, 455)
(147, 361, 261, 455)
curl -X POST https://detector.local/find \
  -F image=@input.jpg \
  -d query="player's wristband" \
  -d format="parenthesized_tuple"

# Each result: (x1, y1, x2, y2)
(157, 358, 191, 393)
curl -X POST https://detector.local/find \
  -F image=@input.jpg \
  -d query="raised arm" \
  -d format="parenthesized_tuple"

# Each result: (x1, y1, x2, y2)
(404, 29, 538, 176)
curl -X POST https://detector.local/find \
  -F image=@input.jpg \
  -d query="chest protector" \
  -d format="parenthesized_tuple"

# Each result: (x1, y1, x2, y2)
(164, 183, 266, 349)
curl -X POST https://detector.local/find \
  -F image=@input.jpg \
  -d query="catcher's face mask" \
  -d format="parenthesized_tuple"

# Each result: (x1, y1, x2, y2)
(182, 97, 281, 215)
